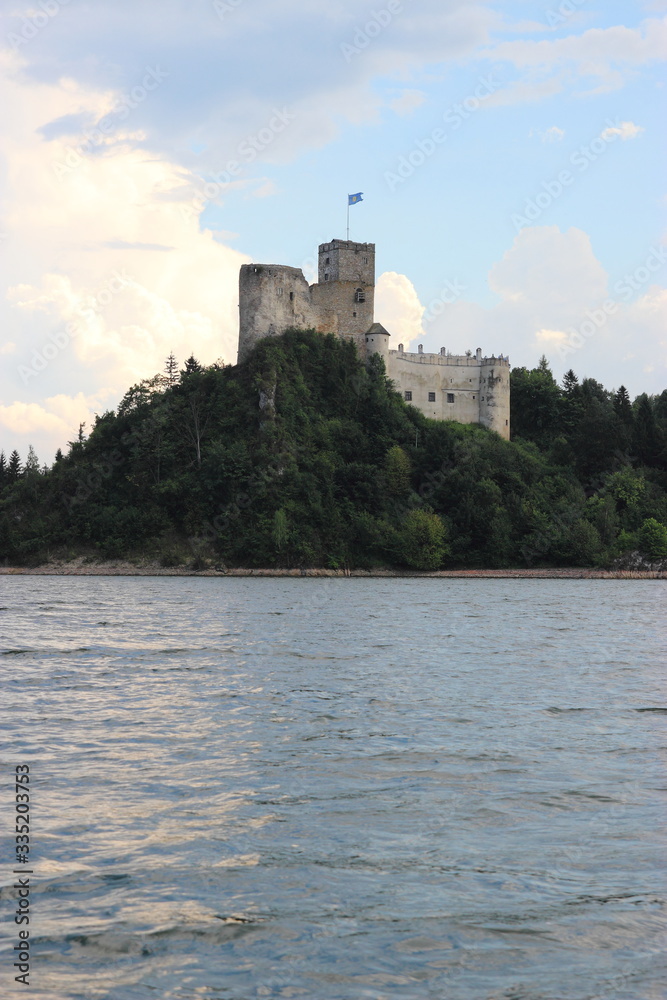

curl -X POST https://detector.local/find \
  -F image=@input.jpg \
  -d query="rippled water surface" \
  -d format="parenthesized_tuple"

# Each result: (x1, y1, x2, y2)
(1, 576, 666, 1000)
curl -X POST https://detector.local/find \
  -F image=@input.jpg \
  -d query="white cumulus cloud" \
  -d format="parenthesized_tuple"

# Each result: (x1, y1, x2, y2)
(601, 120, 645, 140)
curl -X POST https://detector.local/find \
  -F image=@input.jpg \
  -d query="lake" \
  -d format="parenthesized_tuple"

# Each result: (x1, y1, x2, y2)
(0, 577, 665, 999)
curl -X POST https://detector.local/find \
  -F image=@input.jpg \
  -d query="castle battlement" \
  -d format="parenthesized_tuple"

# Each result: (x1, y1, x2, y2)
(237, 238, 510, 439)
(392, 351, 510, 368)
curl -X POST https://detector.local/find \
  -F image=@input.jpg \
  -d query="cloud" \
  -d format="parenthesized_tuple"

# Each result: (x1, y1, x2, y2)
(0, 393, 104, 444)
(0, 50, 248, 460)
(540, 125, 565, 142)
(375, 271, 425, 352)
(483, 17, 667, 99)
(418, 226, 667, 394)
(600, 120, 644, 140)
(3, 0, 495, 173)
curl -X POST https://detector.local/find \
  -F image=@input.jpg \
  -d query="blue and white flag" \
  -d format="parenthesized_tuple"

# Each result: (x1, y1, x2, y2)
(348, 192, 363, 205)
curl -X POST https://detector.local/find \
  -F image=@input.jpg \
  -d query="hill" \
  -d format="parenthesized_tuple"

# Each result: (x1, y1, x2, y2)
(1, 330, 667, 570)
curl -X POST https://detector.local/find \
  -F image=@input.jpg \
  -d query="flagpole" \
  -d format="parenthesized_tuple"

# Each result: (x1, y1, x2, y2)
(346, 196, 350, 241)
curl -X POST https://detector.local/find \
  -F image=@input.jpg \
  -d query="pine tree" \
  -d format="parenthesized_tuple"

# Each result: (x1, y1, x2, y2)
(563, 369, 579, 394)
(164, 352, 179, 386)
(0, 451, 6, 489)
(182, 355, 202, 377)
(24, 445, 41, 477)
(613, 386, 633, 426)
(7, 450, 22, 481)
(632, 395, 662, 467)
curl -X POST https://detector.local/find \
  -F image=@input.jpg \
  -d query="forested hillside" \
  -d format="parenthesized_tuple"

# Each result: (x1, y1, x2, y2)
(2, 331, 666, 569)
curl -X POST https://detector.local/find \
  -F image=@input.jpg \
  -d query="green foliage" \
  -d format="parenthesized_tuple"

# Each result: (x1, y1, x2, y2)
(383, 446, 412, 497)
(638, 518, 667, 560)
(1, 332, 666, 569)
(396, 509, 449, 570)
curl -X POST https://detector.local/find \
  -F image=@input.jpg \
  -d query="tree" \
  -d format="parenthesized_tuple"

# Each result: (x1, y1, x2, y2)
(118, 375, 166, 414)
(632, 395, 663, 467)
(25, 445, 41, 477)
(397, 509, 448, 570)
(0, 451, 6, 490)
(7, 450, 22, 482)
(182, 355, 202, 377)
(510, 362, 563, 445)
(562, 370, 579, 394)
(383, 445, 411, 497)
(272, 508, 289, 553)
(179, 379, 209, 468)
(614, 386, 633, 426)
(164, 352, 179, 387)
(638, 518, 667, 560)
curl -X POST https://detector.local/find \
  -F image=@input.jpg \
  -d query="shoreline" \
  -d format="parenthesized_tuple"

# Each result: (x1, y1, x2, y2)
(0, 561, 664, 579)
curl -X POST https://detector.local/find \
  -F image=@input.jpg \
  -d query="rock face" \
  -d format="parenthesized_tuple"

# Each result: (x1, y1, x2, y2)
(613, 550, 667, 572)
(237, 238, 511, 440)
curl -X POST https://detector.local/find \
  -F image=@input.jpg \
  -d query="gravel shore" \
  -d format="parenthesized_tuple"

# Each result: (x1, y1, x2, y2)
(1, 560, 664, 579)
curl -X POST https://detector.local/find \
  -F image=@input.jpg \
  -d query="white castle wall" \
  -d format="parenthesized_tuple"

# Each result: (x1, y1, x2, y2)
(388, 349, 510, 439)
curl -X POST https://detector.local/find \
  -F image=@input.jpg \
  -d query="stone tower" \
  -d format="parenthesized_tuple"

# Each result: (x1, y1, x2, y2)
(479, 357, 510, 437)
(310, 240, 375, 356)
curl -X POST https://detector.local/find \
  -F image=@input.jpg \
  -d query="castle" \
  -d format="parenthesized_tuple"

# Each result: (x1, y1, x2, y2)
(238, 239, 510, 439)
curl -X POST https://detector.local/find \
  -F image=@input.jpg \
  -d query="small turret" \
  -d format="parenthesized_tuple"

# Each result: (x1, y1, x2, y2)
(365, 322, 390, 365)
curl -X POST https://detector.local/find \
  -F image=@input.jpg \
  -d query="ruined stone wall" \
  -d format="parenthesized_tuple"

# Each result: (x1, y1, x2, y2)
(238, 264, 337, 362)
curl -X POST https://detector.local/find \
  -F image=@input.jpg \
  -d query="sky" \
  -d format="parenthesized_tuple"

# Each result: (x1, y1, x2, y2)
(0, 0, 665, 463)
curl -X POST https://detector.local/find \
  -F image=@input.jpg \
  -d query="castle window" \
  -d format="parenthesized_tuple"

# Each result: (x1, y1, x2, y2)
(277, 287, 283, 296)
(326, 257, 330, 264)
(428, 392, 436, 402)
(353, 311, 357, 317)
(355, 289, 365, 303)
(404, 391, 412, 401)
(289, 291, 294, 301)
(447, 393, 455, 404)
(473, 395, 476, 400)
(324, 273, 329, 281)
(363, 256, 368, 264)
